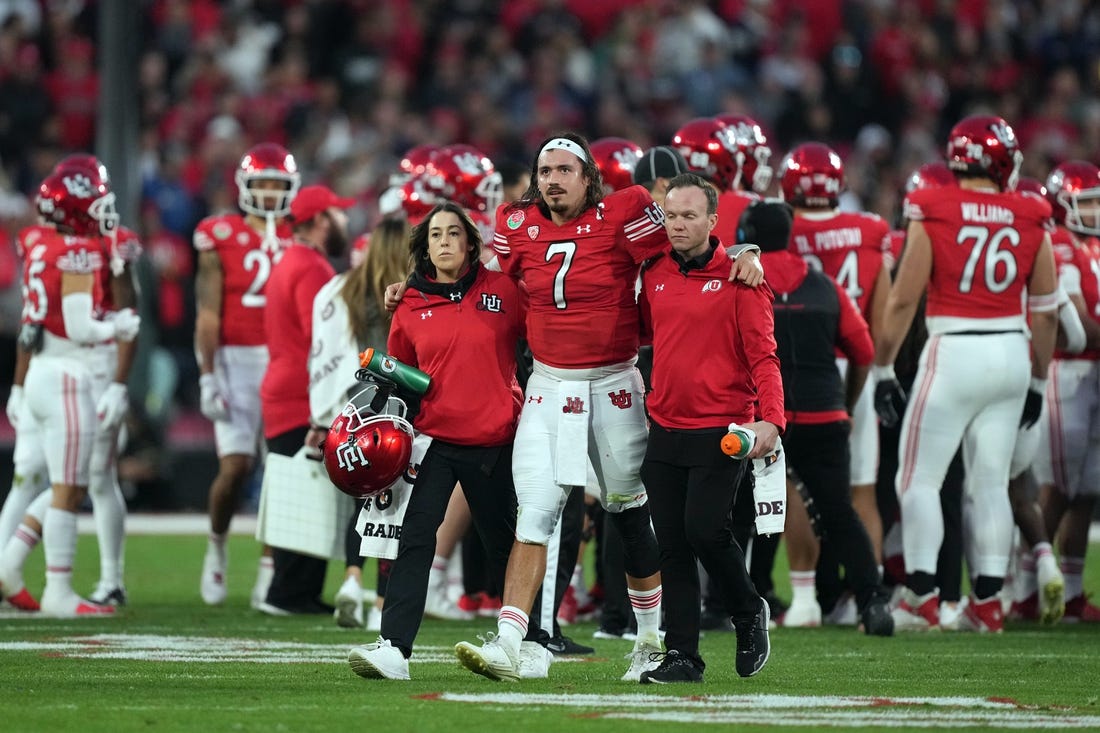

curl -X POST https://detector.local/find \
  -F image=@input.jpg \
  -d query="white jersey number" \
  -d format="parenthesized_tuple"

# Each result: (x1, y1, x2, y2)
(545, 241, 576, 310)
(956, 225, 1019, 294)
(242, 249, 272, 308)
(21, 245, 48, 322)
(803, 250, 863, 305)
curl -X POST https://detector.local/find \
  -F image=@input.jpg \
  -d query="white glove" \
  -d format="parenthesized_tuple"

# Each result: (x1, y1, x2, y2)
(107, 308, 141, 342)
(199, 372, 229, 422)
(96, 382, 129, 433)
(6, 386, 23, 428)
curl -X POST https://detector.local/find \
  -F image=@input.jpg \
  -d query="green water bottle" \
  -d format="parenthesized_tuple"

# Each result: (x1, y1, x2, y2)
(358, 347, 431, 396)
(721, 423, 756, 460)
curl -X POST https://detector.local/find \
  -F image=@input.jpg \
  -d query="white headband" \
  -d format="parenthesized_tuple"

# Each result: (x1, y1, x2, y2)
(540, 137, 588, 162)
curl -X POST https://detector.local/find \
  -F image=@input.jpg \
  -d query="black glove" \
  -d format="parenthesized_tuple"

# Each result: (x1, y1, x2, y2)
(1020, 387, 1043, 429)
(874, 378, 908, 429)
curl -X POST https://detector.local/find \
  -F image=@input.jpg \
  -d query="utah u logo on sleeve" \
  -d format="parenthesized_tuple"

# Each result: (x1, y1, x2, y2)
(477, 293, 503, 313)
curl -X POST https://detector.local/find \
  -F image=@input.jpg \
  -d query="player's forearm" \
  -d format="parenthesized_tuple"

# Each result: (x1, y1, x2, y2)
(195, 310, 220, 374)
(873, 298, 918, 367)
(113, 338, 137, 384)
(1029, 309, 1058, 379)
(12, 342, 30, 387)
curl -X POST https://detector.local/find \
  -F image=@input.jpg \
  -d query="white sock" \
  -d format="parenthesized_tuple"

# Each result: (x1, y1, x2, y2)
(90, 475, 126, 588)
(496, 605, 527, 658)
(570, 564, 590, 603)
(0, 482, 46, 545)
(1061, 556, 1084, 600)
(428, 554, 449, 590)
(43, 507, 78, 597)
(0, 522, 40, 587)
(1015, 552, 1037, 600)
(790, 570, 817, 604)
(628, 585, 662, 640)
(208, 532, 228, 558)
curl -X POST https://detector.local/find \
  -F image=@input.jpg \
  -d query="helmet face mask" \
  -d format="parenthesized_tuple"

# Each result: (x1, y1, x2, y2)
(39, 160, 119, 237)
(716, 115, 773, 193)
(236, 143, 301, 218)
(322, 385, 415, 499)
(1046, 160, 1100, 237)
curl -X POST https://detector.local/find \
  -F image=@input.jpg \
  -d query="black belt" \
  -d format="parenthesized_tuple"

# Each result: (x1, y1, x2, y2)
(942, 329, 1023, 336)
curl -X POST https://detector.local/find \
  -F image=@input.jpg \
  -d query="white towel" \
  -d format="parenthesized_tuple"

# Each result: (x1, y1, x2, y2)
(554, 380, 591, 486)
(357, 432, 432, 559)
(752, 436, 786, 537)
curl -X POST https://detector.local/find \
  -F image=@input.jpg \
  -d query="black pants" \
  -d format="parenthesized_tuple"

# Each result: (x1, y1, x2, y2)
(641, 422, 760, 657)
(380, 439, 517, 658)
(785, 422, 885, 610)
(265, 426, 329, 610)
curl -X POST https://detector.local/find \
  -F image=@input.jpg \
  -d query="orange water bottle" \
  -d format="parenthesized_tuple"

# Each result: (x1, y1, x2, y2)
(721, 423, 756, 460)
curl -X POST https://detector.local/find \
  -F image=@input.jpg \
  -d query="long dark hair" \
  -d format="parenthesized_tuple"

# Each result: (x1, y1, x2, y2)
(408, 200, 482, 277)
(507, 131, 604, 216)
(339, 217, 410, 344)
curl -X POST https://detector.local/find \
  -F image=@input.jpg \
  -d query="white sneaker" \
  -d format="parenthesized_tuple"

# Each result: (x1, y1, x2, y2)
(366, 606, 383, 632)
(782, 598, 822, 627)
(621, 633, 663, 682)
(348, 638, 410, 680)
(334, 577, 364, 629)
(40, 587, 116, 618)
(939, 599, 964, 631)
(424, 587, 474, 621)
(823, 595, 857, 626)
(200, 548, 227, 606)
(1036, 554, 1065, 625)
(517, 641, 553, 679)
(250, 559, 274, 611)
(455, 632, 519, 681)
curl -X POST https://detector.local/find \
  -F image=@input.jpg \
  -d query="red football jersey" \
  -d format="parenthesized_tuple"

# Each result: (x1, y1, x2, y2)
(491, 185, 667, 368)
(22, 230, 106, 339)
(1051, 226, 1100, 361)
(193, 213, 292, 346)
(905, 187, 1051, 324)
(790, 210, 889, 319)
(713, 190, 759, 246)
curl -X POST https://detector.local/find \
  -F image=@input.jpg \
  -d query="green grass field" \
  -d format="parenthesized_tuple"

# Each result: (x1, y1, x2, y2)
(3, 534, 1100, 733)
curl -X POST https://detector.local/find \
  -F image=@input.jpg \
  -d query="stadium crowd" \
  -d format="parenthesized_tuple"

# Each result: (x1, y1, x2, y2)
(0, 0, 1099, 683)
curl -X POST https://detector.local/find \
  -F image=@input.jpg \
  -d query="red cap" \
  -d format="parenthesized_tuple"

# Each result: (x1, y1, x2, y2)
(290, 185, 356, 223)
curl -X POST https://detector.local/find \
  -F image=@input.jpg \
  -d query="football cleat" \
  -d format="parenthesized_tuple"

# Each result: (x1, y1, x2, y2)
(781, 598, 822, 628)
(891, 589, 940, 631)
(334, 576, 365, 629)
(1007, 594, 1039, 622)
(40, 588, 115, 619)
(1036, 555, 1065, 625)
(3, 586, 40, 611)
(940, 600, 967, 629)
(1063, 595, 1100, 623)
(478, 594, 502, 618)
(517, 641, 554, 679)
(455, 632, 520, 682)
(348, 638, 410, 680)
(89, 583, 128, 607)
(425, 590, 475, 621)
(621, 633, 664, 682)
(956, 595, 1004, 633)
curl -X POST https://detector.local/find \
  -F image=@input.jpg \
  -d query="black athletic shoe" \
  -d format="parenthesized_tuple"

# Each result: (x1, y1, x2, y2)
(546, 634, 595, 655)
(639, 649, 704, 684)
(734, 598, 771, 678)
(860, 597, 895, 637)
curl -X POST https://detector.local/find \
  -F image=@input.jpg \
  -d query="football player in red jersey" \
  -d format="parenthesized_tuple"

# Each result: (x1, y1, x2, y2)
(673, 115, 773, 244)
(781, 142, 891, 624)
(195, 142, 298, 608)
(453, 132, 763, 683)
(1034, 160, 1100, 623)
(874, 115, 1058, 633)
(3, 167, 139, 617)
(347, 201, 529, 680)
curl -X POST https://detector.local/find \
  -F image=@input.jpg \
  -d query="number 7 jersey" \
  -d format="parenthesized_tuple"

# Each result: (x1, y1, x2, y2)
(905, 187, 1051, 327)
(491, 186, 668, 368)
(193, 213, 292, 346)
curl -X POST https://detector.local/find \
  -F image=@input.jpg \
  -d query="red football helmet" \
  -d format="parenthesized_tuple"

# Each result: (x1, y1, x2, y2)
(423, 144, 502, 214)
(379, 177, 437, 226)
(55, 153, 111, 186)
(589, 137, 644, 192)
(37, 161, 118, 237)
(392, 144, 441, 186)
(779, 142, 844, 209)
(235, 142, 301, 218)
(905, 162, 955, 193)
(945, 114, 1022, 191)
(672, 117, 739, 190)
(323, 384, 415, 499)
(714, 114, 773, 193)
(1046, 160, 1100, 236)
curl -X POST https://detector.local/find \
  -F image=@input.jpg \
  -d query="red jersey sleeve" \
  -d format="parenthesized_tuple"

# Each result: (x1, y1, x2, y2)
(835, 278, 874, 366)
(733, 281, 786, 431)
(615, 186, 669, 264)
(492, 205, 525, 278)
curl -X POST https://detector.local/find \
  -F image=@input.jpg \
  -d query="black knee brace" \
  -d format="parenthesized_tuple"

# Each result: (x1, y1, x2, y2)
(609, 504, 660, 578)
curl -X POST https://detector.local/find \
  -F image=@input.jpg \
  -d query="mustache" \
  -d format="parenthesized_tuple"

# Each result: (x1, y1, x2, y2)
(546, 187, 566, 195)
